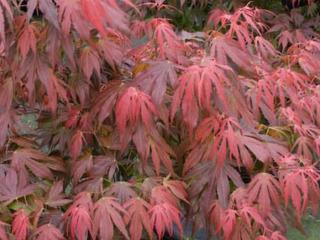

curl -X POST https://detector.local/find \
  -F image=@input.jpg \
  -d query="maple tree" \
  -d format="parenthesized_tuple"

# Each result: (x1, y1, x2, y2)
(0, 0, 319, 239)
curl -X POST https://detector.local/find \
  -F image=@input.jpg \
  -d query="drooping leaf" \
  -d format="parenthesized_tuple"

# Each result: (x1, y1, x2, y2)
(247, 173, 281, 214)
(134, 60, 177, 105)
(93, 197, 129, 240)
(12, 209, 29, 240)
(0, 168, 35, 204)
(64, 192, 93, 240)
(11, 148, 65, 180)
(32, 224, 65, 240)
(123, 198, 153, 240)
(45, 181, 72, 207)
(149, 203, 183, 239)
(105, 182, 137, 204)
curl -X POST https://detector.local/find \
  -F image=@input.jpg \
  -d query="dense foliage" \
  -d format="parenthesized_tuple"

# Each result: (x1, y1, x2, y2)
(0, 0, 319, 239)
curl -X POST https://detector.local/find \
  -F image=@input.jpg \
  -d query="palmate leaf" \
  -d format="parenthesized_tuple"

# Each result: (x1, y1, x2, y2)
(115, 88, 174, 175)
(149, 202, 183, 239)
(269, 10, 319, 50)
(123, 198, 153, 240)
(80, 0, 129, 34)
(210, 36, 253, 72)
(11, 148, 65, 180)
(12, 209, 29, 240)
(56, 0, 91, 38)
(163, 179, 189, 204)
(80, 46, 101, 81)
(292, 136, 315, 161)
(97, 37, 125, 70)
(152, 19, 186, 63)
(280, 163, 320, 219)
(149, 135, 175, 176)
(132, 124, 175, 175)
(71, 153, 93, 184)
(17, 22, 38, 61)
(17, 56, 68, 113)
(0, 168, 35, 204)
(171, 60, 236, 130)
(90, 80, 123, 125)
(27, 0, 59, 28)
(151, 186, 179, 207)
(214, 205, 266, 240)
(184, 115, 286, 173)
(57, 0, 130, 37)
(133, 60, 177, 105)
(247, 173, 281, 214)
(64, 192, 93, 240)
(115, 86, 158, 147)
(32, 224, 65, 240)
(105, 182, 137, 204)
(93, 197, 129, 240)
(254, 36, 280, 60)
(185, 160, 244, 209)
(45, 181, 71, 208)
(88, 155, 118, 179)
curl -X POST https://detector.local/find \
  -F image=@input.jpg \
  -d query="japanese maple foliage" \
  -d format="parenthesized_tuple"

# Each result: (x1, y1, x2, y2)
(0, 0, 319, 239)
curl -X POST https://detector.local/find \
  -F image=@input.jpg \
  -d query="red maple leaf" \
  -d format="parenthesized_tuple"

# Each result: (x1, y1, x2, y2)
(123, 197, 153, 240)
(105, 182, 137, 204)
(93, 197, 129, 240)
(45, 181, 72, 207)
(64, 192, 93, 240)
(247, 173, 281, 214)
(134, 60, 177, 105)
(0, 168, 35, 204)
(12, 210, 29, 240)
(149, 202, 183, 239)
(11, 148, 65, 180)
(32, 224, 65, 240)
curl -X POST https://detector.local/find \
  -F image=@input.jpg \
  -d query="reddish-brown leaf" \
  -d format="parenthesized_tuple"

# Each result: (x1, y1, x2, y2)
(0, 168, 35, 204)
(45, 181, 72, 207)
(69, 130, 83, 160)
(11, 148, 65, 180)
(105, 182, 137, 204)
(93, 197, 129, 240)
(134, 60, 177, 105)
